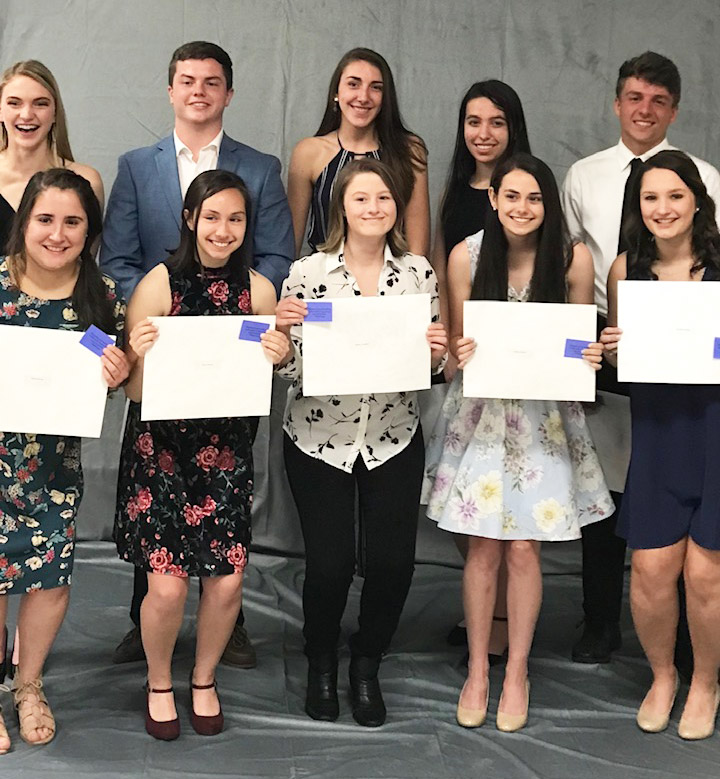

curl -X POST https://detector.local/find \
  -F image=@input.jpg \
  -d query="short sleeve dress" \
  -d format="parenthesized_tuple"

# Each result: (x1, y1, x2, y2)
(0, 259, 125, 593)
(113, 263, 259, 578)
(422, 232, 614, 540)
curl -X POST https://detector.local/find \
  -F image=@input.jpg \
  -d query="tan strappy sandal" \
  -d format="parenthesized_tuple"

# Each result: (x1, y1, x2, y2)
(0, 689, 11, 754)
(12, 678, 55, 746)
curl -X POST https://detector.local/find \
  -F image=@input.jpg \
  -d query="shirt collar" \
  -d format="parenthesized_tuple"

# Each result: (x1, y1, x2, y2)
(173, 128, 224, 159)
(615, 137, 673, 170)
(325, 241, 401, 274)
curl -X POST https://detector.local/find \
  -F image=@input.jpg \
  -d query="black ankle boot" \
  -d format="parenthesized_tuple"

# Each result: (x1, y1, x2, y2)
(305, 653, 339, 721)
(349, 655, 386, 727)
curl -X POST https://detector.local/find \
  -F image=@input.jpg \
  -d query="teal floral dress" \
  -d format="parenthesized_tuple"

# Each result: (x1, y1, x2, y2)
(0, 259, 125, 593)
(422, 232, 613, 541)
(114, 263, 258, 578)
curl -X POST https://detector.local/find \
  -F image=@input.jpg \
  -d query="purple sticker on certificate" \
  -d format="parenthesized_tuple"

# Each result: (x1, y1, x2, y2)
(564, 338, 591, 359)
(239, 320, 269, 342)
(714, 337, 720, 359)
(79, 325, 114, 356)
(305, 301, 332, 322)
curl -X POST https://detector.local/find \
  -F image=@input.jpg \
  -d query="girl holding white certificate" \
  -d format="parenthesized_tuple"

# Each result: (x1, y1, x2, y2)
(423, 153, 612, 732)
(0, 168, 127, 751)
(287, 48, 430, 257)
(114, 170, 289, 741)
(601, 150, 720, 740)
(276, 158, 446, 727)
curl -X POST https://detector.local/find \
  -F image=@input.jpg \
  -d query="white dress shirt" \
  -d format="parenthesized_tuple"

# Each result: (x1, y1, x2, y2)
(173, 128, 224, 197)
(561, 138, 720, 317)
(278, 243, 442, 473)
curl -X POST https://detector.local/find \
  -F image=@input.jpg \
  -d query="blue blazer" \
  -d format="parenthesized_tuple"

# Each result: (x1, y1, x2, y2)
(99, 133, 294, 298)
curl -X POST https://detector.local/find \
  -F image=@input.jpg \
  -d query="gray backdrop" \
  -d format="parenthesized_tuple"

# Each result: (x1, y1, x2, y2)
(2, 0, 718, 557)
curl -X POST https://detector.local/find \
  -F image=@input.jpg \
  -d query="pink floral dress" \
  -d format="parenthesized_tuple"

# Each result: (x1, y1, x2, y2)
(113, 264, 257, 577)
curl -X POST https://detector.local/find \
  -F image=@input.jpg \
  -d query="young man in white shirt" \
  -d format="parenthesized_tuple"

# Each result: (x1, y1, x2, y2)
(102, 41, 294, 670)
(562, 51, 720, 666)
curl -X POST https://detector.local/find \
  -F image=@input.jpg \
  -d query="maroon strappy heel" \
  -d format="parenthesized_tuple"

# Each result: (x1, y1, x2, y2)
(145, 683, 180, 741)
(189, 670, 224, 736)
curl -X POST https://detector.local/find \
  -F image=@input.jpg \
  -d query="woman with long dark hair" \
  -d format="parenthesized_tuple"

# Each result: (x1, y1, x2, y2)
(601, 150, 720, 740)
(276, 158, 446, 727)
(114, 169, 289, 741)
(0, 168, 127, 751)
(423, 153, 611, 732)
(287, 48, 429, 257)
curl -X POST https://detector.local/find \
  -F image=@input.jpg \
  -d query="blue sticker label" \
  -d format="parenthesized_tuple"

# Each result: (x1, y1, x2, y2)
(239, 320, 269, 342)
(564, 338, 591, 359)
(714, 337, 720, 359)
(79, 325, 114, 356)
(305, 301, 333, 322)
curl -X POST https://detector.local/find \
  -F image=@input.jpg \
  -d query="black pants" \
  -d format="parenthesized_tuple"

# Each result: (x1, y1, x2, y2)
(283, 430, 424, 659)
(130, 566, 244, 627)
(580, 491, 626, 624)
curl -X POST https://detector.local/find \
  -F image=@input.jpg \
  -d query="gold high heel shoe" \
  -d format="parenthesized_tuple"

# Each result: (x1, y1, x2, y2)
(678, 684, 720, 741)
(456, 680, 489, 728)
(636, 672, 679, 733)
(496, 680, 529, 732)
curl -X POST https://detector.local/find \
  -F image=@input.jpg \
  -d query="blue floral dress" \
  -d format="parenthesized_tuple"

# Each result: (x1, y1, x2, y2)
(113, 264, 258, 578)
(422, 232, 613, 541)
(0, 259, 125, 593)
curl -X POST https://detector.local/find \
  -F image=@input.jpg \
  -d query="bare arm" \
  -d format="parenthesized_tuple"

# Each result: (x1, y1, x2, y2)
(123, 264, 172, 402)
(69, 162, 105, 211)
(404, 139, 430, 257)
(566, 242, 595, 304)
(600, 254, 628, 366)
(287, 137, 319, 256)
(446, 240, 474, 366)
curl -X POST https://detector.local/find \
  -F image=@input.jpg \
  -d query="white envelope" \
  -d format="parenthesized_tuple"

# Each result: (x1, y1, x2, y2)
(617, 280, 720, 384)
(0, 325, 109, 438)
(463, 300, 597, 401)
(141, 315, 275, 420)
(301, 294, 431, 396)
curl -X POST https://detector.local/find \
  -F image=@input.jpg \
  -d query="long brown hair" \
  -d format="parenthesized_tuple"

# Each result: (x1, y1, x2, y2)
(0, 60, 74, 163)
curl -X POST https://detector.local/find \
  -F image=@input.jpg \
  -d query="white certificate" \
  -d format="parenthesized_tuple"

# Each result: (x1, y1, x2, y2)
(141, 315, 275, 421)
(463, 301, 597, 401)
(301, 294, 431, 396)
(0, 325, 109, 438)
(617, 280, 720, 384)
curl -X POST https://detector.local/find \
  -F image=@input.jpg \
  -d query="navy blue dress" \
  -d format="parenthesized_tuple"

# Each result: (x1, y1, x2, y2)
(617, 263, 720, 551)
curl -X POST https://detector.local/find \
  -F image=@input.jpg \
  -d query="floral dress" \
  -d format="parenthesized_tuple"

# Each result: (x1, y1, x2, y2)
(422, 232, 613, 541)
(0, 259, 125, 593)
(114, 264, 258, 577)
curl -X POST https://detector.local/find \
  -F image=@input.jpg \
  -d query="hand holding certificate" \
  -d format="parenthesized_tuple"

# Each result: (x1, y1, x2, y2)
(462, 301, 597, 401)
(617, 280, 720, 384)
(0, 324, 112, 437)
(141, 315, 275, 420)
(301, 294, 432, 396)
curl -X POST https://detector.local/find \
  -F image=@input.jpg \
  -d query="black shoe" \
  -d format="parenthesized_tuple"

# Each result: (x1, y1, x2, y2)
(305, 653, 339, 721)
(113, 626, 145, 664)
(571, 619, 621, 664)
(220, 625, 257, 669)
(446, 623, 468, 647)
(349, 655, 386, 727)
(0, 626, 7, 682)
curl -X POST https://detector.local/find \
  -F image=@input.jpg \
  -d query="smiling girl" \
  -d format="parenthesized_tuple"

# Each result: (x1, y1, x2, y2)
(0, 61, 103, 252)
(423, 153, 612, 732)
(113, 169, 289, 741)
(287, 48, 429, 257)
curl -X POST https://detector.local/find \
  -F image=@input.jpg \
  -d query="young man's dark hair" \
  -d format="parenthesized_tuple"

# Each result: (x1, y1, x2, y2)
(615, 51, 681, 107)
(168, 41, 233, 90)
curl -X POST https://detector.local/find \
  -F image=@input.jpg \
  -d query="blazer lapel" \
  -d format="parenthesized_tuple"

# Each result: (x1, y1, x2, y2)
(218, 134, 239, 172)
(155, 137, 183, 230)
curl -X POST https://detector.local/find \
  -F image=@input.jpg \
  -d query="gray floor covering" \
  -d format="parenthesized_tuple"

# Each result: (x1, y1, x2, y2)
(2, 542, 719, 778)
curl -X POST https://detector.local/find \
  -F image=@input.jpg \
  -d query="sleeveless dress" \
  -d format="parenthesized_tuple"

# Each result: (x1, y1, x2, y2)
(0, 259, 125, 593)
(113, 263, 259, 577)
(306, 138, 381, 252)
(0, 194, 15, 255)
(442, 183, 491, 257)
(422, 232, 613, 540)
(617, 263, 720, 551)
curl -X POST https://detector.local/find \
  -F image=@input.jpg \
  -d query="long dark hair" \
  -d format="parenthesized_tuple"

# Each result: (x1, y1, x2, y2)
(441, 80, 531, 235)
(7, 168, 115, 332)
(321, 158, 408, 256)
(167, 169, 252, 284)
(470, 153, 571, 303)
(315, 48, 426, 207)
(624, 150, 720, 279)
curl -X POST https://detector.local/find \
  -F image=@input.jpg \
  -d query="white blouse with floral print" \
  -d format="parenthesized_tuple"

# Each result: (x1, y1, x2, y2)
(278, 243, 442, 473)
